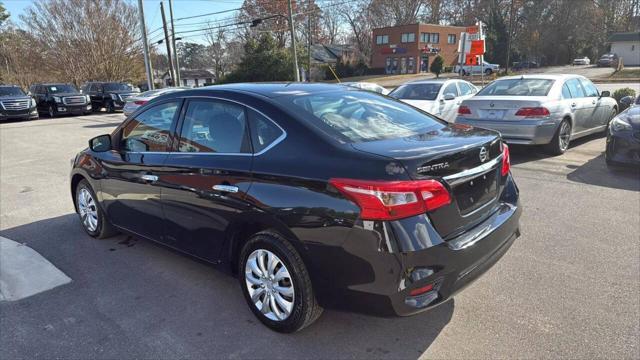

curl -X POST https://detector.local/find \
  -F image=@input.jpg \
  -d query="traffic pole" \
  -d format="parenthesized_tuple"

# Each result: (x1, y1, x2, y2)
(287, 0, 300, 82)
(161, 2, 175, 86)
(137, 0, 154, 90)
(169, 0, 181, 86)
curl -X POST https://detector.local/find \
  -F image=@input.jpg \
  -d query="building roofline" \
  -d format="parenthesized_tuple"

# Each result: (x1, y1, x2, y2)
(372, 23, 466, 32)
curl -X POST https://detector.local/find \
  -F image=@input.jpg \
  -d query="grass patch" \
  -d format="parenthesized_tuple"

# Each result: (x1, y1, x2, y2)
(610, 68, 640, 79)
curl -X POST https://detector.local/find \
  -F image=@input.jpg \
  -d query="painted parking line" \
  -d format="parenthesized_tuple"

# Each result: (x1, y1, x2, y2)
(0, 236, 71, 301)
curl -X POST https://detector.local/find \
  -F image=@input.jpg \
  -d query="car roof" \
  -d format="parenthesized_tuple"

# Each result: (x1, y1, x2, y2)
(34, 83, 74, 86)
(493, 74, 582, 81)
(194, 83, 356, 98)
(406, 78, 451, 85)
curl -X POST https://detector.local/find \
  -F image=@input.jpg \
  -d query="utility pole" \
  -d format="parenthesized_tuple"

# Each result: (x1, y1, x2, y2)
(160, 2, 175, 86)
(137, 0, 154, 90)
(505, 0, 515, 74)
(307, 9, 312, 82)
(169, 0, 181, 86)
(287, 0, 300, 82)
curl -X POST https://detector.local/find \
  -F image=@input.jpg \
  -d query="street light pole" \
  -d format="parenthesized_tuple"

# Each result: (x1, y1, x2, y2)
(137, 0, 154, 90)
(286, 0, 300, 82)
(160, 2, 175, 86)
(169, 0, 181, 86)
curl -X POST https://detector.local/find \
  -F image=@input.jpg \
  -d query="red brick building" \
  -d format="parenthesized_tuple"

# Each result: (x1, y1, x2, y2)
(371, 23, 466, 74)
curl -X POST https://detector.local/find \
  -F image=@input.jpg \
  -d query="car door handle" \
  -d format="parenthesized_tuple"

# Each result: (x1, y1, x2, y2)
(571, 103, 577, 108)
(212, 184, 239, 193)
(140, 174, 158, 183)
(592, 100, 596, 105)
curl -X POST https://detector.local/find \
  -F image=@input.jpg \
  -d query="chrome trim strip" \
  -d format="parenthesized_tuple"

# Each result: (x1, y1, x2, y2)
(442, 154, 503, 185)
(448, 203, 517, 251)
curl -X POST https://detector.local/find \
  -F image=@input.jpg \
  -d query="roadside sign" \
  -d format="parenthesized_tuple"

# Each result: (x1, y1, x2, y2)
(466, 26, 478, 34)
(470, 40, 485, 56)
(465, 56, 479, 65)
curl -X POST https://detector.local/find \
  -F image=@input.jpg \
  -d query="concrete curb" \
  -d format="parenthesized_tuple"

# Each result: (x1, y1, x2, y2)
(0, 236, 71, 301)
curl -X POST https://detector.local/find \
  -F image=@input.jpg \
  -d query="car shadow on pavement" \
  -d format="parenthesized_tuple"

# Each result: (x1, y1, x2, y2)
(566, 153, 640, 191)
(0, 214, 453, 359)
(508, 132, 606, 165)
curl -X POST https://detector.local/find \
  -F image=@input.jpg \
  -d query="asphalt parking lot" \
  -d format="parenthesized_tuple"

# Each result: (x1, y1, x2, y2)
(1, 112, 638, 359)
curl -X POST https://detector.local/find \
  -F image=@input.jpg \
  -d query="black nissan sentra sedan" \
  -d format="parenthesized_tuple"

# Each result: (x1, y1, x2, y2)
(70, 83, 521, 332)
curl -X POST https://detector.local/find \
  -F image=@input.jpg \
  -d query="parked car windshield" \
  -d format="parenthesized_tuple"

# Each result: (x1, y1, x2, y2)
(389, 83, 442, 100)
(477, 79, 555, 96)
(104, 83, 132, 91)
(0, 87, 26, 96)
(47, 84, 77, 93)
(284, 90, 444, 143)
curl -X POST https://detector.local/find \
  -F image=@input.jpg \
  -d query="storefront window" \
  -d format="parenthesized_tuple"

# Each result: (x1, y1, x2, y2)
(400, 57, 406, 74)
(385, 57, 392, 74)
(408, 57, 415, 73)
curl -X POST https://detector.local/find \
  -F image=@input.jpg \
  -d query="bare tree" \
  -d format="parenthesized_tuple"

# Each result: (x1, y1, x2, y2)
(204, 26, 231, 81)
(19, 0, 144, 85)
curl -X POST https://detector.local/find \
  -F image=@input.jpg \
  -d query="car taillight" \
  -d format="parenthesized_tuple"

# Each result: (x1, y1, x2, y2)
(501, 143, 510, 176)
(458, 105, 471, 115)
(134, 100, 147, 106)
(329, 178, 451, 220)
(514, 107, 550, 117)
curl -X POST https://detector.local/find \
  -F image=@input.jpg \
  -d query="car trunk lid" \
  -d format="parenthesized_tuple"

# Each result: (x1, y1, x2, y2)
(460, 96, 546, 121)
(351, 124, 505, 239)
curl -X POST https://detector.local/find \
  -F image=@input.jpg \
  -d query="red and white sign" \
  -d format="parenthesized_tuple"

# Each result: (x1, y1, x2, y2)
(469, 40, 485, 56)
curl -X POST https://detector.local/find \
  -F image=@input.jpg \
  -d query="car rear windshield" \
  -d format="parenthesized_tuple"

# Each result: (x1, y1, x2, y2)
(477, 79, 555, 96)
(283, 91, 444, 143)
(47, 84, 77, 93)
(104, 83, 132, 91)
(389, 83, 442, 100)
(0, 87, 25, 96)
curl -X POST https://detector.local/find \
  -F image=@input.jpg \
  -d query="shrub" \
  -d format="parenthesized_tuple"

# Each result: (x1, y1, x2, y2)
(430, 55, 444, 78)
(613, 88, 637, 111)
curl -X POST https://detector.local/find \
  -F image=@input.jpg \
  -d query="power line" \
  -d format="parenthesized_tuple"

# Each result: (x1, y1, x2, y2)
(174, 7, 242, 21)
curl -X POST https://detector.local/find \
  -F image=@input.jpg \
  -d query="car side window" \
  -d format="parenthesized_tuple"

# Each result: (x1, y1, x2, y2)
(561, 84, 572, 99)
(565, 79, 585, 98)
(120, 101, 179, 152)
(579, 79, 599, 97)
(177, 100, 250, 154)
(443, 82, 459, 97)
(248, 109, 284, 154)
(457, 81, 474, 96)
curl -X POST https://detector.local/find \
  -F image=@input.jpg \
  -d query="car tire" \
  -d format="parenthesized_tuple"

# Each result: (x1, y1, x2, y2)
(546, 119, 572, 155)
(484, 68, 493, 75)
(239, 231, 323, 333)
(75, 179, 118, 239)
(48, 105, 55, 118)
(107, 101, 115, 113)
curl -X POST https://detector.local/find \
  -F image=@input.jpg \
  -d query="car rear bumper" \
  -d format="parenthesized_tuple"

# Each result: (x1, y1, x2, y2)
(607, 130, 640, 165)
(313, 175, 521, 316)
(455, 117, 559, 145)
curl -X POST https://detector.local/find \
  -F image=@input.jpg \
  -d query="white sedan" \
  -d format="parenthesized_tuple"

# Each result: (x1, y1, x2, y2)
(573, 57, 591, 65)
(340, 82, 390, 95)
(388, 79, 478, 122)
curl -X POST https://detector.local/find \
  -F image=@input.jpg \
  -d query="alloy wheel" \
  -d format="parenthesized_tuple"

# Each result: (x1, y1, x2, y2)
(559, 121, 571, 151)
(48, 106, 54, 118)
(77, 188, 98, 232)
(244, 249, 295, 321)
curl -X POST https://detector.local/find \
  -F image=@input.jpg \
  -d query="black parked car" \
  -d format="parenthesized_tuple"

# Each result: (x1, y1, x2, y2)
(30, 83, 91, 118)
(70, 84, 521, 332)
(82, 82, 138, 113)
(597, 53, 619, 67)
(0, 85, 38, 121)
(606, 105, 640, 167)
(512, 60, 539, 70)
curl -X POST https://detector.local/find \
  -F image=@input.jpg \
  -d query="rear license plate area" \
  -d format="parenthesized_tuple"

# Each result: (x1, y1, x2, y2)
(454, 170, 498, 215)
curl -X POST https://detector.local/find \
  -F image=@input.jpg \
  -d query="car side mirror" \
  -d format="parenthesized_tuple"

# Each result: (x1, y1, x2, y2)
(600, 90, 610, 98)
(619, 96, 634, 106)
(443, 93, 456, 101)
(89, 134, 112, 152)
